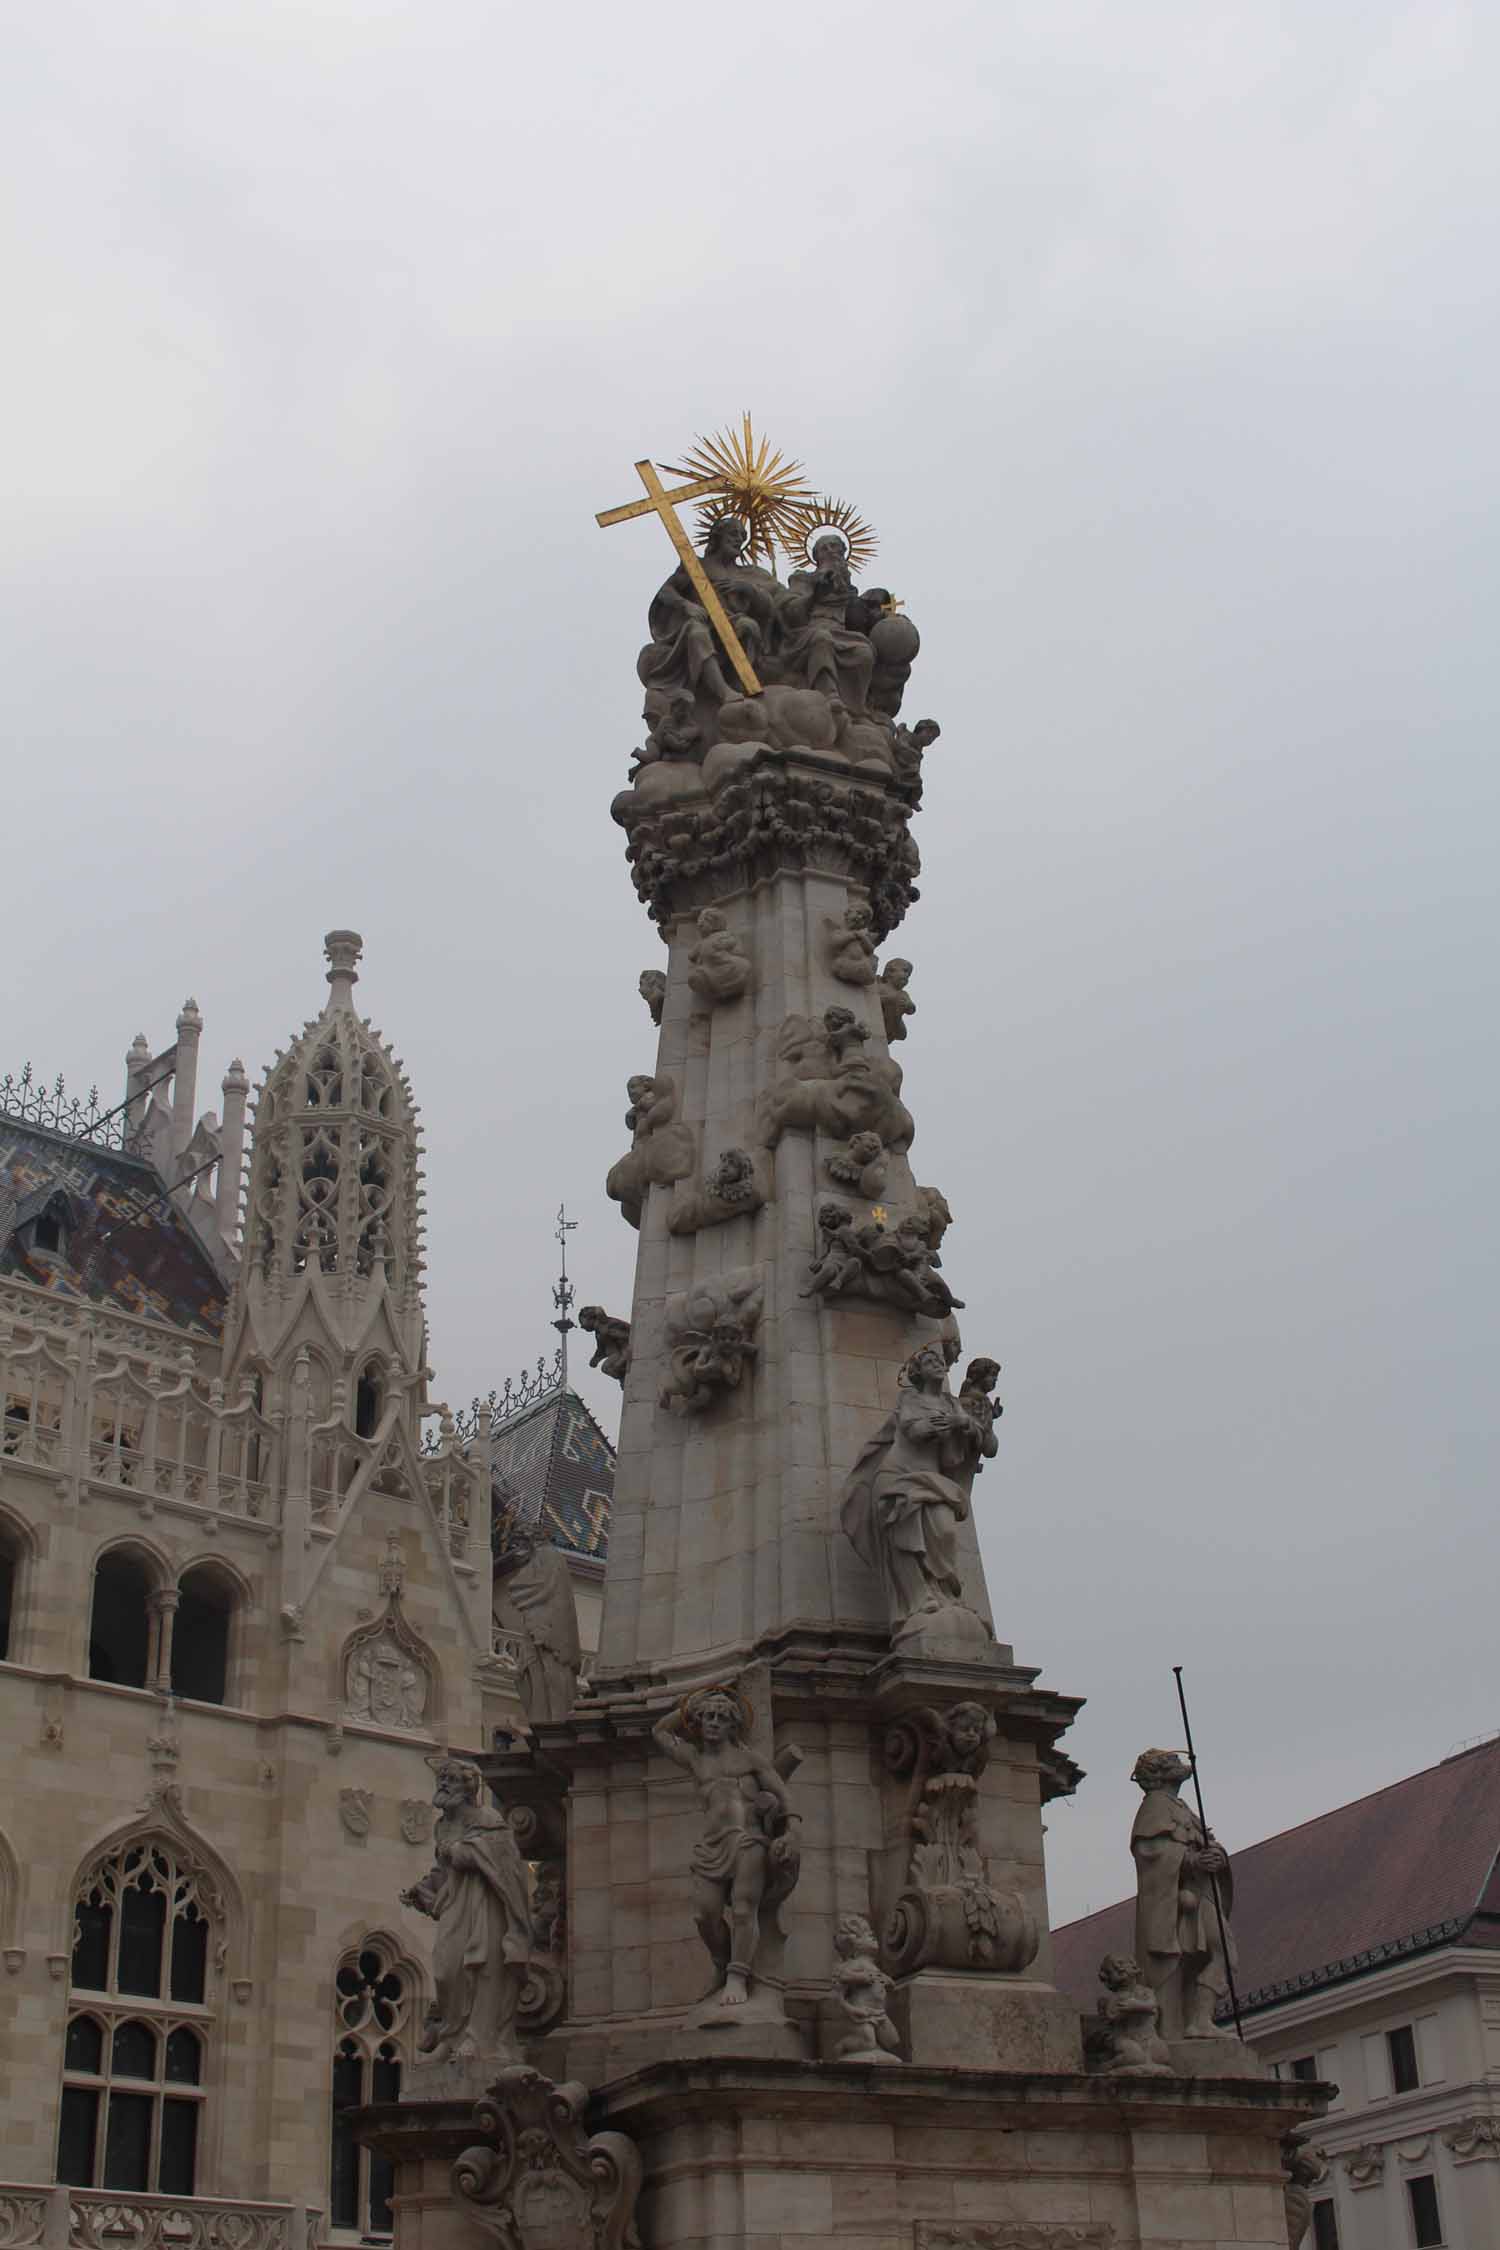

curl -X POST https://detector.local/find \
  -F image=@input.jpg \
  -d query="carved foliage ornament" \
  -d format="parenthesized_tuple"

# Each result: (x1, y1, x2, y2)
(1341, 2142, 1386, 2188)
(453, 2068, 642, 2250)
(1444, 2115, 1500, 2162)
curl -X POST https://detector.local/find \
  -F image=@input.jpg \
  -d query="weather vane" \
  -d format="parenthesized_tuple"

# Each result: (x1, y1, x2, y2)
(552, 1202, 577, 1383)
(595, 413, 878, 700)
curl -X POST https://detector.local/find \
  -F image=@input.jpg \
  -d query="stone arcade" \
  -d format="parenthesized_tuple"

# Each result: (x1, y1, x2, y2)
(354, 431, 1327, 2249)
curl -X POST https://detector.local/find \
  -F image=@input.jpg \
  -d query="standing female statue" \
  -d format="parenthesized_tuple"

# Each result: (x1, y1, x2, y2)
(839, 1341, 992, 1646)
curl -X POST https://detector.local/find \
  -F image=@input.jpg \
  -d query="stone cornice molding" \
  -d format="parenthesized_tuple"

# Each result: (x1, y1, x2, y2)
(1243, 1947, 1500, 2037)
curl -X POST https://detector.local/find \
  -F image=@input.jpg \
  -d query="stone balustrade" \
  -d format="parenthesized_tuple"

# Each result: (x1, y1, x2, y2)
(0, 1307, 279, 1527)
(0, 2187, 322, 2250)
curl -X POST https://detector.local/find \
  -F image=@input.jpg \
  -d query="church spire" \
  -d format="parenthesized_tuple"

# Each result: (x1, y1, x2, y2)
(221, 930, 427, 1427)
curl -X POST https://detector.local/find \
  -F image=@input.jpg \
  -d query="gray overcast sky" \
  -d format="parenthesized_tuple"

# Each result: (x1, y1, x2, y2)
(5, 1, 1496, 1922)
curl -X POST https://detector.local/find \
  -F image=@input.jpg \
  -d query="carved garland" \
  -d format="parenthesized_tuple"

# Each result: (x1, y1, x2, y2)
(616, 759, 920, 940)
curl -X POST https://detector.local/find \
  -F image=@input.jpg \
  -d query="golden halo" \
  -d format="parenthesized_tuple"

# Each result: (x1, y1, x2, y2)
(785, 495, 879, 576)
(669, 412, 816, 571)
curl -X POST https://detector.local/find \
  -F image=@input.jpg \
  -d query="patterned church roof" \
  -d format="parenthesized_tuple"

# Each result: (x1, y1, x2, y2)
(490, 1386, 614, 1562)
(0, 1119, 227, 1338)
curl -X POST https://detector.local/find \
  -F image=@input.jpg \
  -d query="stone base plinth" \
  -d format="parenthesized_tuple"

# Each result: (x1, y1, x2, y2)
(403, 2050, 522, 2103)
(559, 2003, 804, 2084)
(356, 2056, 1324, 2250)
(593, 2057, 1325, 2249)
(1165, 2029, 1269, 2079)
(891, 1970, 1084, 2072)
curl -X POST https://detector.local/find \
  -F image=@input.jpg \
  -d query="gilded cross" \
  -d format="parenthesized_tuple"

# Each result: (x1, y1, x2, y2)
(596, 460, 763, 697)
(870, 1205, 889, 1226)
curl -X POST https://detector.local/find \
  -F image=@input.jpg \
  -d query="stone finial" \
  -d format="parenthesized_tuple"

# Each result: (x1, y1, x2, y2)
(222, 1058, 249, 1093)
(324, 929, 364, 1010)
(176, 997, 203, 1033)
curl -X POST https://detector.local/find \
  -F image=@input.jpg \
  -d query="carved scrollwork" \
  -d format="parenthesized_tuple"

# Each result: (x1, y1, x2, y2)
(880, 1702, 1037, 1977)
(452, 2068, 642, 2250)
(0, 2197, 46, 2250)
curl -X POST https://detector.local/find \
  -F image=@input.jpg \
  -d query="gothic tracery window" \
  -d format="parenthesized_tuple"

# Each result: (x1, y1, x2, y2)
(329, 1941, 411, 2236)
(60, 1840, 219, 2194)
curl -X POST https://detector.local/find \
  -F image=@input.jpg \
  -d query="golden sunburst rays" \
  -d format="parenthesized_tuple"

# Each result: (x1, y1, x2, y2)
(784, 494, 880, 577)
(668, 413, 817, 571)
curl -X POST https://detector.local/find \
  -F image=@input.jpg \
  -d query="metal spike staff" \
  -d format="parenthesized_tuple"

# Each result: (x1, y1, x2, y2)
(1172, 1664, 1245, 2040)
(552, 1203, 578, 1387)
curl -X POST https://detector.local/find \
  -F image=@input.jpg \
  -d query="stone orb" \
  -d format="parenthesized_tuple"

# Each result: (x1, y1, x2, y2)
(870, 612, 920, 668)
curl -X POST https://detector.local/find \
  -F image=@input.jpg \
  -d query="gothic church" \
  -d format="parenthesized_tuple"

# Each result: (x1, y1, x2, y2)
(0, 931, 611, 2248)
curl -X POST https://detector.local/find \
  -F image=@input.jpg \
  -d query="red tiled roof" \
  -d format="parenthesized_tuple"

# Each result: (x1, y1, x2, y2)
(1051, 1738, 1500, 2019)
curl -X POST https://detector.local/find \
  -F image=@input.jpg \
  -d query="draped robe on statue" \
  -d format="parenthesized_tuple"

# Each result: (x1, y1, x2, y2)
(1130, 1785, 1236, 2040)
(839, 1382, 971, 1630)
(424, 1802, 533, 2057)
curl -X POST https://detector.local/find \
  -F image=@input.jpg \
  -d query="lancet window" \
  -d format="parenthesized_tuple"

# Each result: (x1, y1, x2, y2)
(329, 1940, 411, 2236)
(59, 1841, 219, 2194)
(0, 1515, 23, 1661)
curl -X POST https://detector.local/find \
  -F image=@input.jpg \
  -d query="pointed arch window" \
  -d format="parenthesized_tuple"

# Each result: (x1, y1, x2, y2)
(329, 1940, 411, 2236)
(60, 1840, 219, 2192)
(0, 1514, 24, 1662)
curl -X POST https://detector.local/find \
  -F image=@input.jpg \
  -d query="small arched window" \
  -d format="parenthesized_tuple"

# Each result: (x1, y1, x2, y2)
(170, 1564, 238, 1707)
(60, 1840, 218, 2193)
(88, 1550, 159, 1689)
(329, 1941, 412, 2236)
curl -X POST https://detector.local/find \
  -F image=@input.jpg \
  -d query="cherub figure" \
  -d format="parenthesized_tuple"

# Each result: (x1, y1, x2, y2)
(578, 1304, 630, 1384)
(659, 1318, 756, 1414)
(803, 1201, 865, 1299)
(826, 1130, 888, 1199)
(705, 1148, 759, 1206)
(891, 716, 940, 790)
(958, 1356, 1002, 1461)
(652, 1682, 801, 2007)
(686, 907, 753, 1006)
(876, 957, 916, 1042)
(824, 902, 879, 985)
(830, 1915, 900, 2063)
(822, 1005, 870, 1067)
(1088, 1954, 1172, 2078)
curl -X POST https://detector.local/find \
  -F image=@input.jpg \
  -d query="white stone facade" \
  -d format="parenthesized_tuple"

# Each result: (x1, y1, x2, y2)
(1253, 1950, 1500, 2248)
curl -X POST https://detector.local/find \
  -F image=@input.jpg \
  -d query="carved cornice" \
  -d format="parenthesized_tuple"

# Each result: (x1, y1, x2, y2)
(613, 747, 920, 939)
